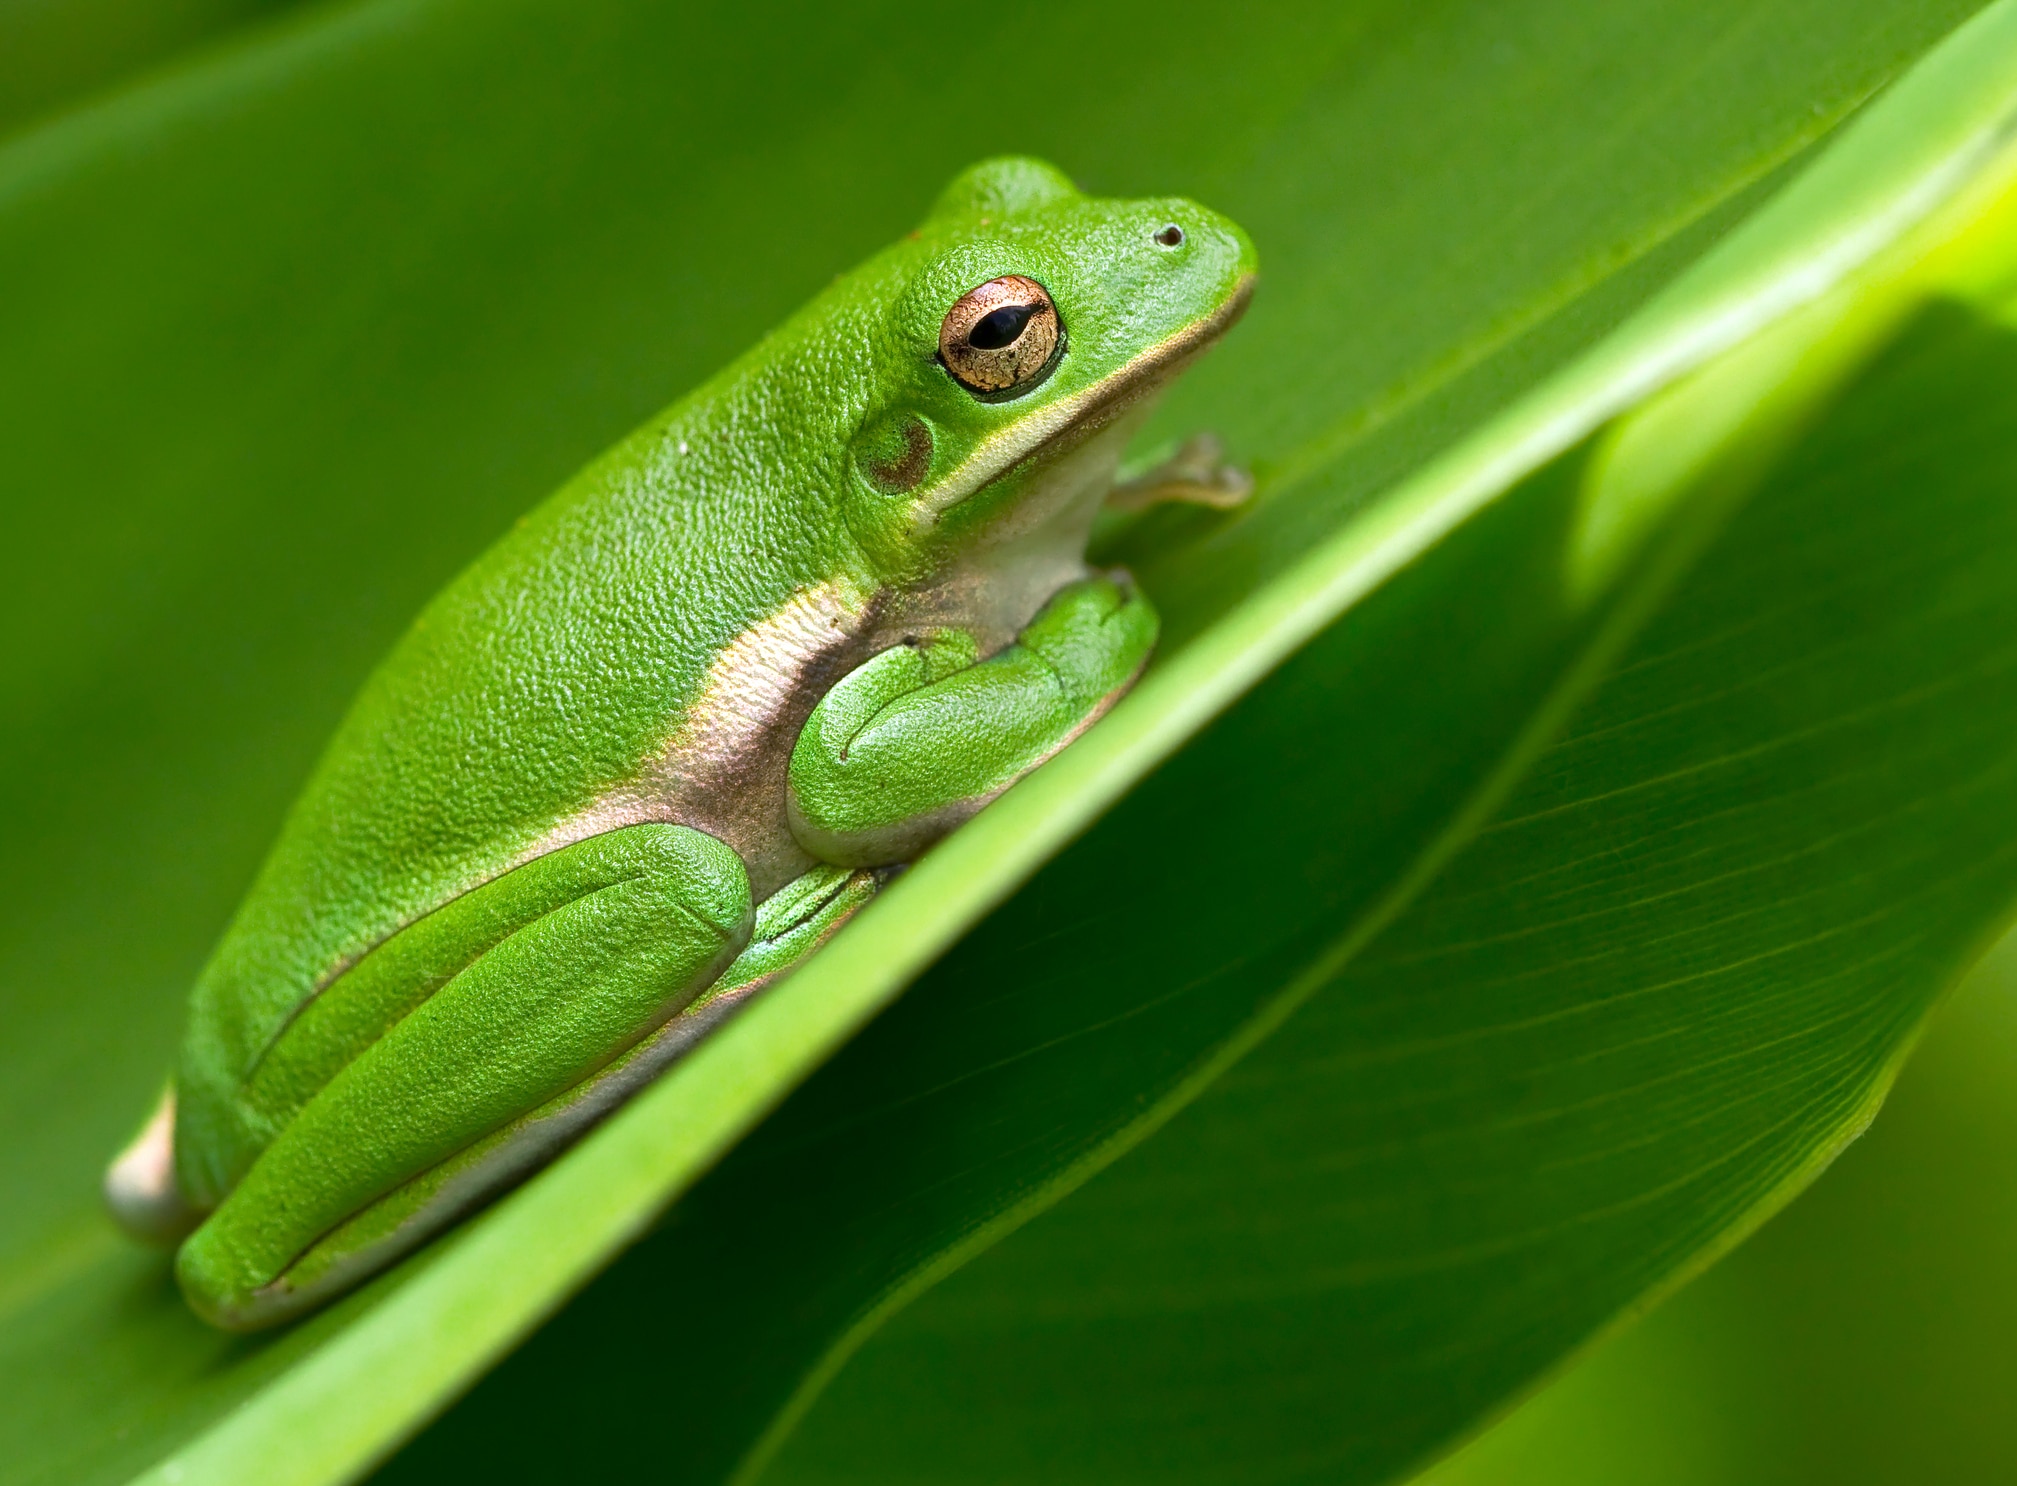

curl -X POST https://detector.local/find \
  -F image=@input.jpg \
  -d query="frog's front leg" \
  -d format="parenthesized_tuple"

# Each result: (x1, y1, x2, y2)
(176, 822, 750, 1329)
(788, 575, 1158, 866)
(1105, 432, 1252, 512)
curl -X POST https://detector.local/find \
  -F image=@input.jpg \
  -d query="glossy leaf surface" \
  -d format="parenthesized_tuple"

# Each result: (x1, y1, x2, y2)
(406, 24, 2017, 1479)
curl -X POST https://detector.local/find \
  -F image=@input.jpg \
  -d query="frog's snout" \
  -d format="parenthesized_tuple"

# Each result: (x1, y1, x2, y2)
(1142, 198, 1260, 314)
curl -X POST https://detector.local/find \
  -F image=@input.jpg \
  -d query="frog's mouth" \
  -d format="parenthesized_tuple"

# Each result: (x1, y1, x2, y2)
(919, 273, 1256, 521)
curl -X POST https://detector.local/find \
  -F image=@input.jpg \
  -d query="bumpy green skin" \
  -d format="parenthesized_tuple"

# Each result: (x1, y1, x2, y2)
(134, 157, 1255, 1328)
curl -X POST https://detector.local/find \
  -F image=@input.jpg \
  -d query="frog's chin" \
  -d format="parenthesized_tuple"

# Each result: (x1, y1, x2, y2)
(918, 274, 1255, 525)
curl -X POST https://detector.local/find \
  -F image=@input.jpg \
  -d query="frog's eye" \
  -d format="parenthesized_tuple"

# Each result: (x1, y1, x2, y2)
(938, 275, 1063, 398)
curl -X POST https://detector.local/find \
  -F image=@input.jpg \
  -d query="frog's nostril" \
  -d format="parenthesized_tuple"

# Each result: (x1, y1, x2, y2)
(1154, 224, 1185, 248)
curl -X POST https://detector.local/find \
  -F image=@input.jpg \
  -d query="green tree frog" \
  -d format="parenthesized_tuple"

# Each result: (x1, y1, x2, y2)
(104, 157, 1256, 1330)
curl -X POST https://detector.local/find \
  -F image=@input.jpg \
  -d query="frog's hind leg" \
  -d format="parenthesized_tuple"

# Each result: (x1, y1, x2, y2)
(176, 822, 751, 1331)
(226, 863, 881, 1327)
(484, 860, 883, 1125)
(704, 862, 885, 1004)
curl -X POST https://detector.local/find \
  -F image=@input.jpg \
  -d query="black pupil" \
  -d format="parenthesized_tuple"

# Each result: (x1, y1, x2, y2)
(969, 302, 1036, 350)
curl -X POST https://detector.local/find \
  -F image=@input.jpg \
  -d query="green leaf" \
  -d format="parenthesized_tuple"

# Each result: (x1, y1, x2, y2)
(760, 258, 2017, 1486)
(1411, 938, 2017, 1484)
(396, 23, 2017, 1481)
(1, 1, 2012, 1484)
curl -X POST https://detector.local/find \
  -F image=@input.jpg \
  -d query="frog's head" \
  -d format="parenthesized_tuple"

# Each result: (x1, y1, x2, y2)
(837, 157, 1256, 581)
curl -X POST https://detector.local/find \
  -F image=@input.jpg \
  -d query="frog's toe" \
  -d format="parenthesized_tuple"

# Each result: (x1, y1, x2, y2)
(104, 1084, 203, 1244)
(1105, 432, 1253, 513)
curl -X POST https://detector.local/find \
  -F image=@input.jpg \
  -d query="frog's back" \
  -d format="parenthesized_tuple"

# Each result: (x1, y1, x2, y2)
(174, 342, 874, 1196)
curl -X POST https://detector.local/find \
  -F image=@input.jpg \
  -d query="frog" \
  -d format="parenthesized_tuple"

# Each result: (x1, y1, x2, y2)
(102, 156, 1257, 1331)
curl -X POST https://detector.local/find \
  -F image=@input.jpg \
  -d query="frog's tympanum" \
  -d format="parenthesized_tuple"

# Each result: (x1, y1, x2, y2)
(105, 157, 1257, 1330)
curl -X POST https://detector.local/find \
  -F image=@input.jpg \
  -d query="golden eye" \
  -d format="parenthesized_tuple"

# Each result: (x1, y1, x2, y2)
(938, 275, 1062, 398)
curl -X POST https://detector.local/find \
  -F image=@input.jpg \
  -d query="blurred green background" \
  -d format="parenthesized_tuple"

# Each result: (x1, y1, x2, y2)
(0, 0, 295, 137)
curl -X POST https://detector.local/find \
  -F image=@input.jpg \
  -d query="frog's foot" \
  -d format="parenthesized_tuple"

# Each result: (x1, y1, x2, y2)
(1105, 432, 1252, 513)
(219, 863, 882, 1328)
(175, 822, 752, 1330)
(788, 574, 1159, 866)
(104, 1085, 202, 1244)
(703, 863, 887, 1004)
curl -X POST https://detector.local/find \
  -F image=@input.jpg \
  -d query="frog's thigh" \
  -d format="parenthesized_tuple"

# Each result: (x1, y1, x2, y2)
(234, 863, 879, 1331)
(176, 822, 751, 1331)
